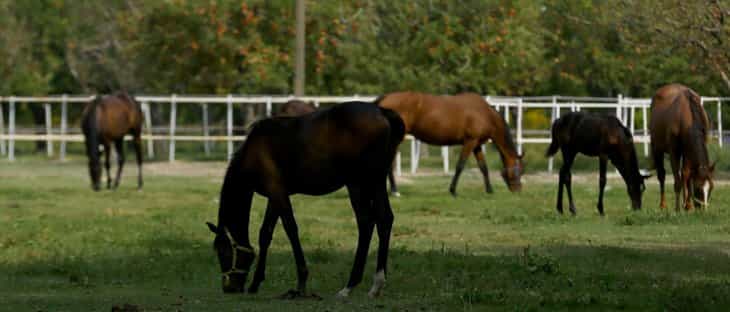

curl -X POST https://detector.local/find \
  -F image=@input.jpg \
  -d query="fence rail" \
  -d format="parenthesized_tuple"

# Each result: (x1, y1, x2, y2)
(1, 94, 728, 174)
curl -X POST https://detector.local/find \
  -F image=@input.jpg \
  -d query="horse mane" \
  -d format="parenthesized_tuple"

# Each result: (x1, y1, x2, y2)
(685, 89, 709, 140)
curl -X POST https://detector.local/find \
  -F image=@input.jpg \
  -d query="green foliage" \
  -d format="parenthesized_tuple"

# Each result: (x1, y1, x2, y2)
(1, 0, 727, 97)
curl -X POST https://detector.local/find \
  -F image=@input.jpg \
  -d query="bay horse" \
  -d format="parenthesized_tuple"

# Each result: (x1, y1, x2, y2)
(649, 84, 715, 211)
(81, 92, 143, 191)
(546, 112, 650, 215)
(276, 99, 316, 117)
(206, 101, 405, 298)
(376, 92, 523, 196)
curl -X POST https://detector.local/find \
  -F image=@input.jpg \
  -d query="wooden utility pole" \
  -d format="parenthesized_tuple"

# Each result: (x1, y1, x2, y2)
(294, 0, 306, 96)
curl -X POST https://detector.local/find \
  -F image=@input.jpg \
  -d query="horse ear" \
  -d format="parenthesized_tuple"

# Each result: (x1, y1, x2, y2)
(206, 222, 218, 234)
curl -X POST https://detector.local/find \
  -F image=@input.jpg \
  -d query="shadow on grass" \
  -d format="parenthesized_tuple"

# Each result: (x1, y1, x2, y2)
(3, 232, 730, 311)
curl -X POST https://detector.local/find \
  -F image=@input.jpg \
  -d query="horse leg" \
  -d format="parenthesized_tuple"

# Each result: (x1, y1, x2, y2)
(388, 165, 400, 197)
(669, 153, 682, 212)
(681, 160, 693, 211)
(113, 139, 125, 189)
(368, 180, 393, 298)
(338, 184, 375, 298)
(103, 142, 112, 189)
(473, 144, 494, 194)
(449, 140, 478, 197)
(275, 195, 310, 297)
(132, 131, 143, 190)
(597, 156, 607, 216)
(561, 150, 577, 215)
(653, 151, 666, 209)
(248, 202, 279, 293)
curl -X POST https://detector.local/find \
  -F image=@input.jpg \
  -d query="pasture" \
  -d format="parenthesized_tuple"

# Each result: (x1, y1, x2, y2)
(2, 156, 730, 311)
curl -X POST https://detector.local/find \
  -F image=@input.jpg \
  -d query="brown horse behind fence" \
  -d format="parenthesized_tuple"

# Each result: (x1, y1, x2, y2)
(276, 99, 316, 117)
(650, 84, 715, 211)
(377, 92, 523, 196)
(81, 92, 143, 191)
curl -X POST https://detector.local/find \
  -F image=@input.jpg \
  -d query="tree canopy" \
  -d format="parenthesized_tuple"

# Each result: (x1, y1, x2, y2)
(1, 0, 727, 97)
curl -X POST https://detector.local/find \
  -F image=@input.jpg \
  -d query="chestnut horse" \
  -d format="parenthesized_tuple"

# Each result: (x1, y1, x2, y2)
(276, 99, 316, 117)
(546, 112, 650, 215)
(206, 101, 405, 298)
(377, 92, 523, 196)
(81, 92, 143, 191)
(650, 84, 715, 211)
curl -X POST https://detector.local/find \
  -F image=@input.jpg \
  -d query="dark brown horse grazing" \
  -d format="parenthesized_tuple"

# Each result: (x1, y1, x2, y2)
(276, 99, 316, 117)
(206, 101, 405, 299)
(650, 84, 715, 211)
(377, 92, 523, 196)
(546, 112, 650, 215)
(81, 92, 143, 191)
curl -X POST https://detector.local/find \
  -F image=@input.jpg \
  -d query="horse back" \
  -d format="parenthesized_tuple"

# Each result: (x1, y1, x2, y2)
(238, 102, 399, 196)
(85, 94, 143, 141)
(650, 84, 707, 150)
(378, 91, 497, 145)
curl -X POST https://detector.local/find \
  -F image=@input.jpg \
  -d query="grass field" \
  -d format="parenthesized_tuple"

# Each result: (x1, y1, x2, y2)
(2, 156, 730, 311)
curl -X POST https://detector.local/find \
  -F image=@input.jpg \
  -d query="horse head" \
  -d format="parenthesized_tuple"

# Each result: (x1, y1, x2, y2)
(691, 162, 715, 208)
(627, 169, 652, 210)
(207, 222, 256, 293)
(501, 153, 524, 192)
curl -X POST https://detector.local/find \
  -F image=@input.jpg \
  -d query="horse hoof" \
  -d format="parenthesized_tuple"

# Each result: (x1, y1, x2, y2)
(486, 188, 494, 194)
(336, 287, 351, 299)
(449, 189, 457, 197)
(391, 192, 401, 197)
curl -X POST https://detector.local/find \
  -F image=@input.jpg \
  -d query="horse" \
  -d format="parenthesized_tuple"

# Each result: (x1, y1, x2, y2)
(276, 99, 316, 117)
(546, 112, 650, 215)
(205, 101, 405, 299)
(81, 92, 143, 191)
(649, 84, 715, 211)
(376, 91, 523, 196)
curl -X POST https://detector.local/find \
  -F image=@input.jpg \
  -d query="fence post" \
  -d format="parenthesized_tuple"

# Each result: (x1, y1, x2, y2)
(44, 103, 53, 157)
(616, 95, 622, 124)
(227, 94, 233, 160)
(516, 98, 523, 155)
(9, 96, 15, 161)
(441, 146, 449, 173)
(142, 102, 154, 159)
(60, 95, 68, 161)
(202, 103, 211, 156)
(643, 105, 649, 156)
(503, 101, 509, 124)
(266, 97, 272, 117)
(410, 139, 419, 174)
(0, 100, 5, 156)
(395, 151, 402, 177)
(548, 95, 557, 172)
(718, 100, 723, 147)
(168, 94, 177, 162)
(627, 104, 636, 135)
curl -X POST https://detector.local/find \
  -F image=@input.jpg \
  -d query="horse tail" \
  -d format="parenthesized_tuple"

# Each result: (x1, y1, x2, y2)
(545, 119, 562, 157)
(380, 107, 406, 148)
(685, 89, 709, 139)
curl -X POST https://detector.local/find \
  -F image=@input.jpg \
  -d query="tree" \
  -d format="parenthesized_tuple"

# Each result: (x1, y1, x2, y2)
(619, 0, 730, 93)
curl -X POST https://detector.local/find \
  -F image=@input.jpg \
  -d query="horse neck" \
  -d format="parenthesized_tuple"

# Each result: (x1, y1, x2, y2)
(684, 126, 711, 169)
(217, 162, 254, 249)
(613, 148, 641, 186)
(488, 109, 519, 168)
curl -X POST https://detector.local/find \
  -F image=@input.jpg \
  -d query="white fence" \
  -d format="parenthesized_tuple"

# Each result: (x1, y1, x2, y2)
(0, 94, 727, 174)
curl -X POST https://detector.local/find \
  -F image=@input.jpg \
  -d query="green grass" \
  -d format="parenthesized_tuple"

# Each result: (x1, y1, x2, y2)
(2, 157, 730, 311)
